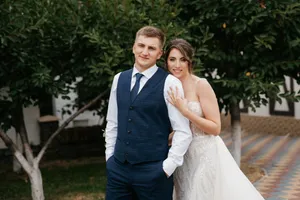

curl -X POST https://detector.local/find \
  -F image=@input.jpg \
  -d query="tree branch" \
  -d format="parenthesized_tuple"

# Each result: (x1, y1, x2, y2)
(0, 130, 17, 152)
(14, 151, 32, 175)
(36, 89, 109, 163)
(14, 106, 34, 164)
(0, 130, 32, 174)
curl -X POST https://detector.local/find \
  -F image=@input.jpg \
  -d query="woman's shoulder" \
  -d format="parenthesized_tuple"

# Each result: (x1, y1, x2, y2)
(192, 75, 210, 87)
(192, 75, 214, 98)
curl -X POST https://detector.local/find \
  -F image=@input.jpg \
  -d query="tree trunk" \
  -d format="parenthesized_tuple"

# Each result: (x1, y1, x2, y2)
(29, 166, 44, 200)
(230, 102, 242, 166)
(13, 133, 23, 173)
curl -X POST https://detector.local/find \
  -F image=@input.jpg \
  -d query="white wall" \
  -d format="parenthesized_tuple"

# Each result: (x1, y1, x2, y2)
(245, 76, 300, 119)
(1, 78, 104, 150)
(0, 106, 40, 149)
(23, 106, 40, 145)
(53, 94, 103, 128)
(294, 78, 300, 120)
(0, 127, 16, 149)
(52, 77, 103, 128)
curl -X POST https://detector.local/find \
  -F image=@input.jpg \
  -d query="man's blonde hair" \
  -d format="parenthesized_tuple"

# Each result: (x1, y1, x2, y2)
(135, 26, 166, 48)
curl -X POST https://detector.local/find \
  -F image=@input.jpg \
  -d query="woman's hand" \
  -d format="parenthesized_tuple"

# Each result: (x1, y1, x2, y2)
(167, 86, 189, 116)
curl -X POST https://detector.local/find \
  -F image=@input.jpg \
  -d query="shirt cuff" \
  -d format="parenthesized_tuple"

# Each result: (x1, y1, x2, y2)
(163, 158, 177, 176)
(105, 152, 113, 161)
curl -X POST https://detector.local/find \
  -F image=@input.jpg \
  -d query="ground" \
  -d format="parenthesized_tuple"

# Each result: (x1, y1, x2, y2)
(0, 157, 264, 200)
(241, 162, 264, 183)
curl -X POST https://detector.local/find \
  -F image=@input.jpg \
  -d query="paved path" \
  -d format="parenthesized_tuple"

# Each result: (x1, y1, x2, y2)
(222, 132, 300, 200)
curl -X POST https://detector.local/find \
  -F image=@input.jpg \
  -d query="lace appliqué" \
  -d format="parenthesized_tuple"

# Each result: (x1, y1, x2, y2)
(187, 101, 206, 137)
(173, 101, 217, 200)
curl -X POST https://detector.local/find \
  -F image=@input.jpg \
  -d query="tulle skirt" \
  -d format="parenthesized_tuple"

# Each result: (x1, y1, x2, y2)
(173, 136, 265, 200)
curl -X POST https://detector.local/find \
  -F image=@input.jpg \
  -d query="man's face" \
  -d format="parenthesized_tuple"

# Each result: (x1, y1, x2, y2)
(132, 35, 163, 72)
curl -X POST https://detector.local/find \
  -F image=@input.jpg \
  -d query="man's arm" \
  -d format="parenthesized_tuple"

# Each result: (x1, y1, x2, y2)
(105, 73, 120, 161)
(163, 75, 193, 176)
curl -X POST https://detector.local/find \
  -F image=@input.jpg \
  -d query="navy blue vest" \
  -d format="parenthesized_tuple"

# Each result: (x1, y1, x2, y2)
(114, 67, 171, 164)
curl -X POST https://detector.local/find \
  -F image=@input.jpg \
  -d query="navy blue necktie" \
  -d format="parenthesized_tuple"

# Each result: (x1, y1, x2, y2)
(131, 73, 143, 102)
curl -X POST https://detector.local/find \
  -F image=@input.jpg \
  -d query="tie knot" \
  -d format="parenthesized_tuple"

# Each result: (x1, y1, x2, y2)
(135, 73, 143, 81)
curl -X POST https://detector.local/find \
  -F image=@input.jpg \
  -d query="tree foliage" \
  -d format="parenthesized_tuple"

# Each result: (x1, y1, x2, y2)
(74, 0, 186, 112)
(177, 0, 300, 165)
(0, 1, 187, 199)
(0, 0, 81, 131)
(0, 0, 187, 130)
(179, 0, 300, 112)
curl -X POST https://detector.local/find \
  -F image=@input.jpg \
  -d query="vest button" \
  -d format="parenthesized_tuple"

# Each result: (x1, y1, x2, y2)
(128, 118, 132, 122)
(127, 130, 131, 134)
(126, 142, 129, 145)
(129, 106, 134, 110)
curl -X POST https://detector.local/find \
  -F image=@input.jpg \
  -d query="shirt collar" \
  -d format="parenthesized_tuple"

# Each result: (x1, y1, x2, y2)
(132, 65, 158, 79)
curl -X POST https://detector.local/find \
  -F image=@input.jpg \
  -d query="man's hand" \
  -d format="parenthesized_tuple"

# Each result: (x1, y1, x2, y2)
(164, 171, 170, 178)
(168, 131, 175, 146)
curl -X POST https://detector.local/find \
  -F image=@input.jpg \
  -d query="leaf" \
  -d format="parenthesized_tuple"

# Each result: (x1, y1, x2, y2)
(289, 38, 300, 48)
(61, 95, 71, 100)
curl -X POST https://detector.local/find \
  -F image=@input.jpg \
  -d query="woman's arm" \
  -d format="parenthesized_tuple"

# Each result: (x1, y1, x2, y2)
(187, 79, 221, 135)
(168, 79, 221, 135)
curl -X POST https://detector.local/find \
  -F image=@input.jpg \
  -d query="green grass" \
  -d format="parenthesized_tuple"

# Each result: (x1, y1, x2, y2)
(0, 158, 107, 200)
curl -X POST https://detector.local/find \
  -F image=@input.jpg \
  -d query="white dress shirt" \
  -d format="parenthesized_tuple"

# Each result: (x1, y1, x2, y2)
(105, 65, 192, 176)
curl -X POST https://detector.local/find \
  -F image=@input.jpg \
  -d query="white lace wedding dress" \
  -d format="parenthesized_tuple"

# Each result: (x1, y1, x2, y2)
(173, 101, 265, 200)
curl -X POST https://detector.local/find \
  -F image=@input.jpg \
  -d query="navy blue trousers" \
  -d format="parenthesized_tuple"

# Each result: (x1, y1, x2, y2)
(106, 156, 173, 200)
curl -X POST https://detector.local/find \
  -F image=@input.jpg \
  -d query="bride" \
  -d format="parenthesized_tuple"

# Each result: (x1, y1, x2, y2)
(165, 38, 265, 200)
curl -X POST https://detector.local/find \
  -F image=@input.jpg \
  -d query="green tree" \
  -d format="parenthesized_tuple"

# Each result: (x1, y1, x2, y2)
(74, 0, 186, 110)
(0, 0, 186, 199)
(0, 0, 88, 199)
(179, 0, 300, 165)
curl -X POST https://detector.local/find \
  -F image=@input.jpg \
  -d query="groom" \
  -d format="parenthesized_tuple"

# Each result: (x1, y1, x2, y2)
(105, 26, 192, 200)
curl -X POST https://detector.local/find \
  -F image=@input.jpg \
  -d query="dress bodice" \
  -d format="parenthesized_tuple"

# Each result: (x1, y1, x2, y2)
(187, 101, 206, 136)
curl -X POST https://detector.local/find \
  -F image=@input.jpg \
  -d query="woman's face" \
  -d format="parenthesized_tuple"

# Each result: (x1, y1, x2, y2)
(167, 48, 190, 79)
